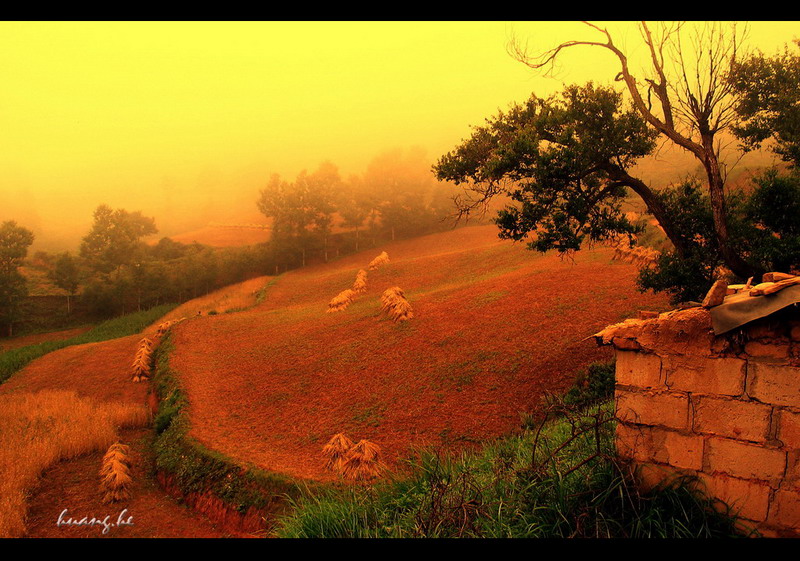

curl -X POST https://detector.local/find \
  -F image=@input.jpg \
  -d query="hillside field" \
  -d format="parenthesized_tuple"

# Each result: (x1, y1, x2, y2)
(166, 225, 670, 481)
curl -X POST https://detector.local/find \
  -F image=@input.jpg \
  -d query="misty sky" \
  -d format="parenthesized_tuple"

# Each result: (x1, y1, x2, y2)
(0, 21, 797, 252)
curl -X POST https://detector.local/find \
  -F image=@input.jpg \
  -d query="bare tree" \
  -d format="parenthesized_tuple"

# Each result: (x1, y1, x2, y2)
(508, 21, 759, 278)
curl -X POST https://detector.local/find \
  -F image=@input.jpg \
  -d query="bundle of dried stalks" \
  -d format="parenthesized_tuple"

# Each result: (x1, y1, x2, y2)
(322, 433, 354, 471)
(368, 251, 389, 271)
(380, 286, 413, 321)
(340, 439, 384, 481)
(130, 337, 154, 382)
(352, 269, 368, 294)
(99, 442, 133, 504)
(155, 317, 186, 338)
(327, 289, 356, 313)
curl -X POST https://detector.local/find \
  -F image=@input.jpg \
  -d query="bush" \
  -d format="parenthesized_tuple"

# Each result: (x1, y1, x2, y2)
(276, 398, 744, 538)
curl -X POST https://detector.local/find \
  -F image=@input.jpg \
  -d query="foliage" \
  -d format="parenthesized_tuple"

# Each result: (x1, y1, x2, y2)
(562, 360, 616, 409)
(0, 221, 35, 336)
(49, 252, 81, 313)
(79, 204, 157, 275)
(729, 40, 800, 168)
(434, 83, 655, 254)
(275, 399, 743, 538)
(638, 174, 800, 303)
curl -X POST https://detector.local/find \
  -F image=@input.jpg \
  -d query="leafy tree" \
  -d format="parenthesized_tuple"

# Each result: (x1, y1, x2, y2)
(0, 221, 35, 336)
(338, 174, 371, 253)
(256, 163, 339, 267)
(728, 40, 800, 168)
(434, 83, 662, 254)
(507, 21, 760, 279)
(80, 204, 157, 276)
(50, 252, 81, 313)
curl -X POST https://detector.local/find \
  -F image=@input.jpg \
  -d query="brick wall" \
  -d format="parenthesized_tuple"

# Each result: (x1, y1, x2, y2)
(595, 305, 800, 537)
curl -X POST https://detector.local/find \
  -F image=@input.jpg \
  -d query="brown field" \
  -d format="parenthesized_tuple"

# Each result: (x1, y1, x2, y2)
(167, 225, 671, 482)
(3, 224, 670, 535)
(0, 326, 93, 353)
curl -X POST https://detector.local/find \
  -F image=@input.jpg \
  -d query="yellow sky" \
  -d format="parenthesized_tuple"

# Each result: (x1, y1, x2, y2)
(0, 21, 797, 251)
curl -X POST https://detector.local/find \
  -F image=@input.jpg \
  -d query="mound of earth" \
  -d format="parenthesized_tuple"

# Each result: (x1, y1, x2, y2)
(167, 225, 671, 482)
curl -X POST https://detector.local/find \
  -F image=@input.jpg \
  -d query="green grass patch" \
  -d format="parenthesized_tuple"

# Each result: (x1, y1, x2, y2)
(0, 303, 178, 385)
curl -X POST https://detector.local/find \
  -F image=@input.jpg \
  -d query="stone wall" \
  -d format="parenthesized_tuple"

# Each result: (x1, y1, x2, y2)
(595, 304, 800, 537)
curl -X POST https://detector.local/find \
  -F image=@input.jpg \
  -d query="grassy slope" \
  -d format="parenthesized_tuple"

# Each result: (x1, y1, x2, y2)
(167, 225, 671, 482)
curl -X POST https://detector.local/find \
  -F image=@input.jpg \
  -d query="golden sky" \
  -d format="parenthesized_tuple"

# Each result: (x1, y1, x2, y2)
(0, 21, 797, 251)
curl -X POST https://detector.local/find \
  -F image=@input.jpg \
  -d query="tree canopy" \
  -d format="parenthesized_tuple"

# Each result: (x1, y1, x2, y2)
(434, 23, 800, 302)
(435, 83, 663, 253)
(0, 221, 35, 336)
(729, 40, 800, 168)
(79, 204, 157, 275)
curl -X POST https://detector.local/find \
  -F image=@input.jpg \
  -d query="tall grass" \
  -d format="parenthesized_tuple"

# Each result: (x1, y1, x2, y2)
(0, 303, 177, 385)
(0, 390, 150, 537)
(276, 399, 745, 538)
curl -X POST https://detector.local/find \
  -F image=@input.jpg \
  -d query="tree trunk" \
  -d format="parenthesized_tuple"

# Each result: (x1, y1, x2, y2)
(700, 133, 762, 279)
(605, 164, 691, 258)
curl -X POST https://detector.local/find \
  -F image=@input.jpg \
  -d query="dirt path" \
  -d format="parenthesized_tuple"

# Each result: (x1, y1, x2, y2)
(23, 428, 247, 538)
(4, 276, 273, 538)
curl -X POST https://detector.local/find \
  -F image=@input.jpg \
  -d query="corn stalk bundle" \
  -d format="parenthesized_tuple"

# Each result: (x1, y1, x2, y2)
(368, 251, 389, 271)
(380, 286, 413, 322)
(155, 317, 186, 338)
(340, 439, 384, 481)
(352, 269, 368, 294)
(130, 337, 154, 382)
(327, 289, 356, 313)
(99, 442, 133, 503)
(322, 433, 355, 472)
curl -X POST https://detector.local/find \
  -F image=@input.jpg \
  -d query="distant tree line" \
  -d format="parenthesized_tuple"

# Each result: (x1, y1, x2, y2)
(1, 147, 462, 335)
(256, 148, 455, 270)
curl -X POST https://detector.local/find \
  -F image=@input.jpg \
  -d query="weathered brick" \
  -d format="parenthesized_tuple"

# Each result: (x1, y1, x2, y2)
(652, 427, 704, 470)
(791, 325, 800, 342)
(616, 423, 703, 470)
(693, 396, 772, 442)
(768, 489, 800, 529)
(696, 472, 772, 523)
(747, 362, 800, 407)
(664, 355, 745, 396)
(704, 437, 786, 481)
(745, 340, 790, 360)
(783, 450, 800, 489)
(615, 350, 664, 389)
(778, 409, 800, 446)
(635, 461, 691, 492)
(616, 389, 690, 430)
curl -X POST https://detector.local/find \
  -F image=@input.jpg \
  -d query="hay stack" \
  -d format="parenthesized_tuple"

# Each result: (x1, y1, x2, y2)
(155, 317, 186, 338)
(99, 442, 133, 503)
(340, 439, 384, 481)
(322, 433, 354, 472)
(368, 251, 389, 271)
(380, 286, 413, 322)
(327, 289, 356, 313)
(130, 337, 154, 382)
(352, 269, 368, 294)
